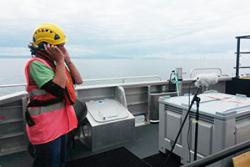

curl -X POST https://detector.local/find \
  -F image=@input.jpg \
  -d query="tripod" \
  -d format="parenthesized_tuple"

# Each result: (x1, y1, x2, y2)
(164, 86, 201, 166)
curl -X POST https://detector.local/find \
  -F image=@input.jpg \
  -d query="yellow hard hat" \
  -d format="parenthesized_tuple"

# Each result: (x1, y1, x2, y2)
(32, 23, 66, 46)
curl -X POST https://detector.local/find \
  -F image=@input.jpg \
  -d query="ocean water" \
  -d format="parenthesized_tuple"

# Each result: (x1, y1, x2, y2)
(0, 57, 237, 96)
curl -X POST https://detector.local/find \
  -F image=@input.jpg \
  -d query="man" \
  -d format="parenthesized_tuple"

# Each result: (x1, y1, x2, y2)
(24, 23, 82, 167)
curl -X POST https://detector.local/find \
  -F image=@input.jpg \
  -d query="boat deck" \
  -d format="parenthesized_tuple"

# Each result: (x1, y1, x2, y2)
(0, 124, 181, 167)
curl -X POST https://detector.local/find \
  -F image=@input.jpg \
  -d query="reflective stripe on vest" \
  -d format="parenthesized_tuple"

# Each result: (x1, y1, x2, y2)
(28, 101, 65, 115)
(28, 88, 64, 115)
(29, 89, 47, 98)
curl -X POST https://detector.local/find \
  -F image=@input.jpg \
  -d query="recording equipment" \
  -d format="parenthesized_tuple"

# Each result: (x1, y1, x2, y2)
(194, 73, 218, 88)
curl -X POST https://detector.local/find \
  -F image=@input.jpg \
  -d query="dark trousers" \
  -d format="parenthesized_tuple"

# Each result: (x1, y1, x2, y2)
(33, 135, 66, 167)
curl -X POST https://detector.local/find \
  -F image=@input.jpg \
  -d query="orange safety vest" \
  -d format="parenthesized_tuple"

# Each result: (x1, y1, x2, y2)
(24, 57, 78, 145)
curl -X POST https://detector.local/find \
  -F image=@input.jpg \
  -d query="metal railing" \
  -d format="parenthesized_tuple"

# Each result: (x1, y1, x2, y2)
(83, 75, 162, 85)
(181, 140, 250, 167)
(0, 75, 162, 89)
(235, 35, 250, 78)
(190, 68, 223, 78)
(0, 83, 26, 88)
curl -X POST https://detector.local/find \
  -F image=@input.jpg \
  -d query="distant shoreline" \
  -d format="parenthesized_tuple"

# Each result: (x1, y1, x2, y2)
(0, 56, 133, 59)
(0, 56, 237, 60)
(0, 56, 29, 59)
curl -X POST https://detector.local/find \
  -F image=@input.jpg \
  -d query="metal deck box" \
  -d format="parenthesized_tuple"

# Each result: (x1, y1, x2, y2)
(81, 98, 135, 151)
(159, 92, 250, 167)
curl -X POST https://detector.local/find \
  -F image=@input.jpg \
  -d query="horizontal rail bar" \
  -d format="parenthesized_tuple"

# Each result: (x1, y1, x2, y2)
(181, 140, 250, 167)
(189, 68, 222, 78)
(233, 66, 250, 69)
(235, 35, 250, 39)
(0, 83, 26, 88)
(234, 52, 250, 54)
(0, 75, 162, 88)
(85, 75, 162, 83)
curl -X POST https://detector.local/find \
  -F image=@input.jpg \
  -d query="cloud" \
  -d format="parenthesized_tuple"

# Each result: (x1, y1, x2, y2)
(0, 0, 250, 58)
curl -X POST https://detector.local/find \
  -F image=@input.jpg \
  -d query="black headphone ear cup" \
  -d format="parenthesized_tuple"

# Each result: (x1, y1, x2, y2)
(38, 42, 47, 50)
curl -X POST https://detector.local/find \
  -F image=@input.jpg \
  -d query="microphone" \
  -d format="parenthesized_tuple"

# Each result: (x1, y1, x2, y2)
(194, 73, 219, 88)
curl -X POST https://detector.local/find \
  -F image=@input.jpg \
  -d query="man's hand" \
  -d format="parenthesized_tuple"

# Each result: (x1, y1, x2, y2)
(57, 45, 83, 84)
(44, 44, 67, 88)
(44, 44, 65, 63)
(58, 45, 71, 64)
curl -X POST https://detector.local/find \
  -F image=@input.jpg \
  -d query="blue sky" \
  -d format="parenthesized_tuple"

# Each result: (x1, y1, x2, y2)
(0, 0, 250, 59)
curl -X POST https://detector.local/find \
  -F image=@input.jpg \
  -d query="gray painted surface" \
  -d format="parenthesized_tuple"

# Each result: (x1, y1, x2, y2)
(0, 78, 230, 157)
(159, 92, 250, 167)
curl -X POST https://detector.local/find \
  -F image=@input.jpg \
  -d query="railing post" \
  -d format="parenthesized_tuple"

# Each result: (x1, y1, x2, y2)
(236, 37, 241, 78)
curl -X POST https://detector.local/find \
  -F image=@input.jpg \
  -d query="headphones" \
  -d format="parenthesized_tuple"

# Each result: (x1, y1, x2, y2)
(37, 42, 48, 51)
